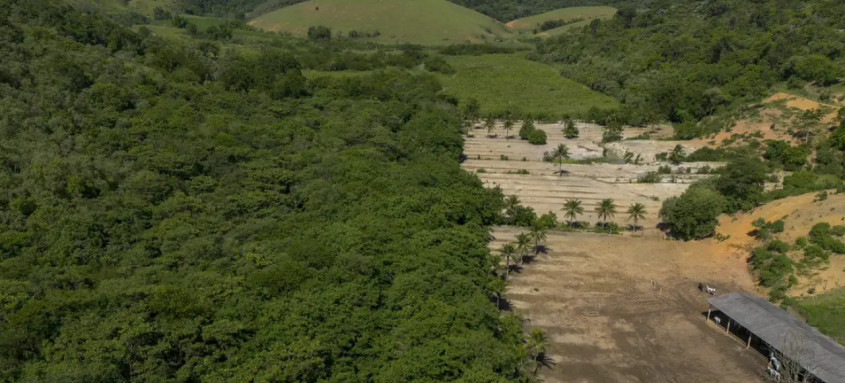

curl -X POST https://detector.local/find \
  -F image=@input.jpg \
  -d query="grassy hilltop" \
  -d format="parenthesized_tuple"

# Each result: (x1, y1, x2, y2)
(249, 0, 510, 45)
(506, 6, 616, 35)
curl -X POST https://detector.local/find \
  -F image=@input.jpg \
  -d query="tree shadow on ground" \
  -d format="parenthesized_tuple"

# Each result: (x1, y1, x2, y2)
(534, 352, 556, 374)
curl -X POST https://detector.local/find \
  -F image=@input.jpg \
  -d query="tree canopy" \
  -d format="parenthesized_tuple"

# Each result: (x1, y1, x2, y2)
(0, 1, 529, 381)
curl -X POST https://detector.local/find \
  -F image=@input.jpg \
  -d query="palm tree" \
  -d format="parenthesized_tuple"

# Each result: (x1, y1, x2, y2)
(499, 243, 516, 278)
(489, 276, 506, 312)
(504, 118, 515, 139)
(528, 226, 547, 256)
(484, 114, 496, 137)
(551, 144, 569, 176)
(526, 328, 549, 374)
(595, 198, 617, 232)
(627, 202, 647, 232)
(515, 233, 531, 265)
(504, 195, 521, 219)
(561, 199, 583, 227)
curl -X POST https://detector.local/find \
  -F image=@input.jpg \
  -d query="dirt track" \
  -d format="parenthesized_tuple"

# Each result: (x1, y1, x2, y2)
(493, 227, 766, 382)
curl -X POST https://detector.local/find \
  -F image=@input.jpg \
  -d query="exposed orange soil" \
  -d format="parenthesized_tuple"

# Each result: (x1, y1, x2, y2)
(713, 192, 845, 296)
(765, 92, 840, 123)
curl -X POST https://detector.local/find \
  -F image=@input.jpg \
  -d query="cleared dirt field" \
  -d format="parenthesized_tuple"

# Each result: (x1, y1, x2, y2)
(493, 227, 766, 382)
(464, 123, 715, 227)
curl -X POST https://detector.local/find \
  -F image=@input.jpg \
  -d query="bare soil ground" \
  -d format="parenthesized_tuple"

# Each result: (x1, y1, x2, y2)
(692, 92, 842, 146)
(493, 227, 766, 382)
(464, 123, 716, 228)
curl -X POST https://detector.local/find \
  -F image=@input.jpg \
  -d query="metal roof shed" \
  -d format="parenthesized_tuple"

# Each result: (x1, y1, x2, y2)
(708, 292, 845, 383)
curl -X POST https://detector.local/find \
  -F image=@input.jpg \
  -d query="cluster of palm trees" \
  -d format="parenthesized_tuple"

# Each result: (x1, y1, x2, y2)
(497, 229, 551, 376)
(562, 198, 647, 232)
(498, 226, 547, 278)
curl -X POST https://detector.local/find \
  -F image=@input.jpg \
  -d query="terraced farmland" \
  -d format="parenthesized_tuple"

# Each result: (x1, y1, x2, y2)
(463, 123, 718, 228)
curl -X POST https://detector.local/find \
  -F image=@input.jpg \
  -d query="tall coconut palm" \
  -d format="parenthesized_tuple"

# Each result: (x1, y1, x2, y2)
(561, 199, 584, 227)
(551, 144, 570, 176)
(489, 275, 506, 312)
(595, 198, 617, 232)
(484, 114, 496, 137)
(528, 226, 547, 256)
(499, 243, 516, 278)
(504, 118, 515, 139)
(627, 202, 647, 232)
(526, 328, 549, 374)
(515, 233, 531, 265)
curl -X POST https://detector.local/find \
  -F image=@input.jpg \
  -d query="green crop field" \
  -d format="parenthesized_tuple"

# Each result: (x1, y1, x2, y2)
(436, 53, 618, 119)
(791, 287, 845, 345)
(248, 0, 510, 46)
(506, 6, 616, 35)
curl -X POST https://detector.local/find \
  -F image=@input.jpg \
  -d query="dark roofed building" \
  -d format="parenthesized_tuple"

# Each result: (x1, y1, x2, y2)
(707, 292, 845, 383)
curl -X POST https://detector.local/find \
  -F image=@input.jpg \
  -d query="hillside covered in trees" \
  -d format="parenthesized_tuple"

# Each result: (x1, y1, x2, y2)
(533, 0, 845, 136)
(0, 1, 531, 381)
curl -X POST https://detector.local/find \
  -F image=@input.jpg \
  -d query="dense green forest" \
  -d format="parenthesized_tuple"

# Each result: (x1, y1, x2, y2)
(0, 1, 531, 381)
(533, 0, 845, 135)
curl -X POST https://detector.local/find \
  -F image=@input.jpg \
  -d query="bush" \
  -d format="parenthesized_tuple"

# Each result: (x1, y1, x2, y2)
(308, 25, 332, 40)
(519, 120, 535, 140)
(767, 239, 791, 254)
(536, 212, 558, 229)
(750, 247, 795, 288)
(715, 157, 768, 212)
(423, 56, 455, 74)
(659, 187, 727, 240)
(764, 140, 809, 170)
(602, 122, 623, 142)
(808, 222, 845, 253)
(638, 172, 661, 183)
(685, 147, 727, 162)
(803, 245, 829, 262)
(527, 129, 547, 145)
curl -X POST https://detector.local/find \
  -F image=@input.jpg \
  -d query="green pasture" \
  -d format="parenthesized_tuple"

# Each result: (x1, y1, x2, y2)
(248, 0, 510, 46)
(436, 53, 618, 118)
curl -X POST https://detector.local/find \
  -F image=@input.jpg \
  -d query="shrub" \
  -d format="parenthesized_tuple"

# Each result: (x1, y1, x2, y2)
(423, 56, 455, 74)
(638, 172, 661, 183)
(767, 239, 791, 254)
(307, 25, 332, 40)
(563, 118, 579, 138)
(519, 120, 535, 140)
(685, 147, 727, 162)
(527, 129, 547, 145)
(803, 245, 829, 262)
(602, 122, 623, 142)
(536, 212, 558, 229)
(659, 187, 726, 240)
(808, 222, 845, 253)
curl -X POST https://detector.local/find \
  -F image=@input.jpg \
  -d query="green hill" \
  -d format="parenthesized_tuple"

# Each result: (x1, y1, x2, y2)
(249, 0, 510, 45)
(437, 53, 618, 118)
(506, 6, 616, 35)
